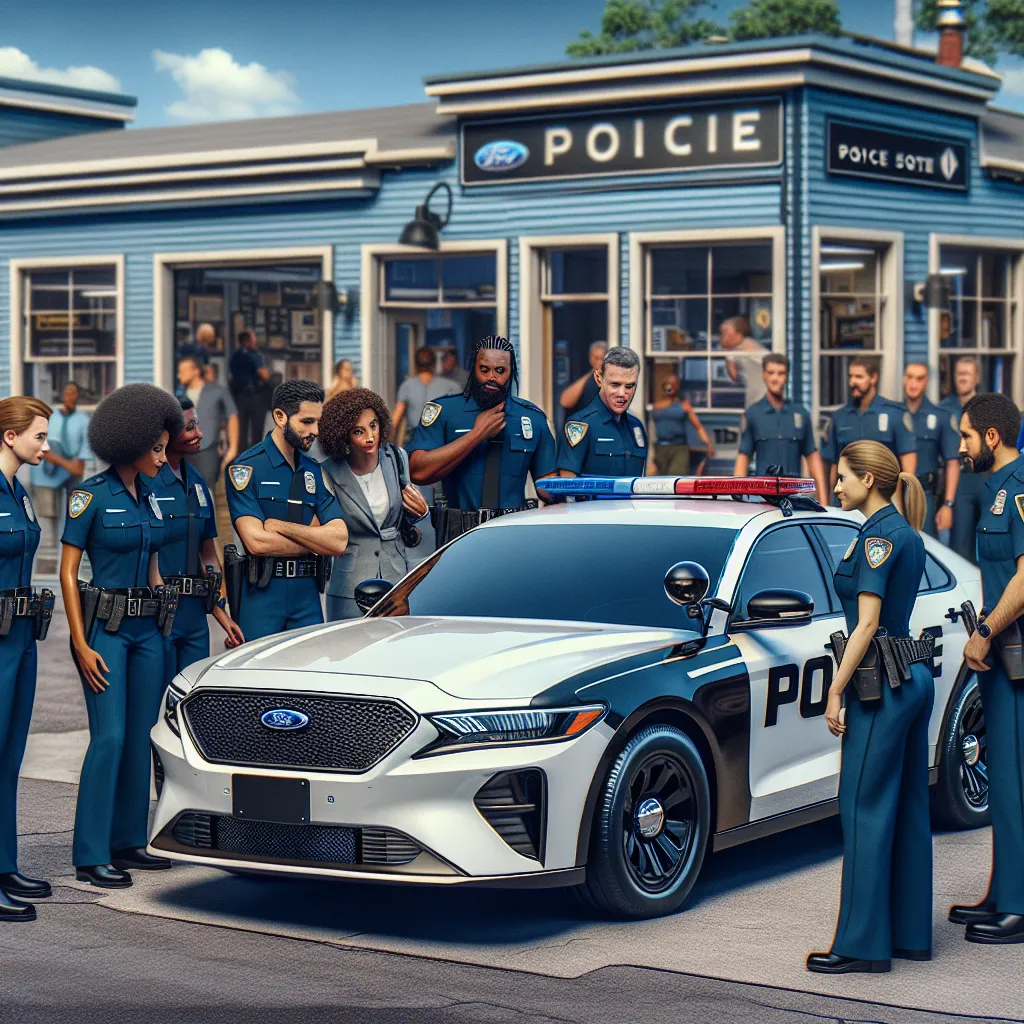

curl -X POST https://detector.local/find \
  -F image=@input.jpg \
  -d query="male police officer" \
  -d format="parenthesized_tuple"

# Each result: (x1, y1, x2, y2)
(734, 353, 828, 504)
(942, 356, 986, 563)
(903, 362, 959, 539)
(225, 380, 348, 641)
(558, 346, 647, 477)
(823, 356, 916, 492)
(408, 336, 556, 538)
(953, 392, 1024, 944)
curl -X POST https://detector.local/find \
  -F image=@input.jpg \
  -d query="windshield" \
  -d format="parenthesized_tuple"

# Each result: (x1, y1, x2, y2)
(371, 523, 737, 629)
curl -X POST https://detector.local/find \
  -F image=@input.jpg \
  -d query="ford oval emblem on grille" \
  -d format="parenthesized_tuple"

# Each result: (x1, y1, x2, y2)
(473, 140, 529, 172)
(261, 708, 309, 731)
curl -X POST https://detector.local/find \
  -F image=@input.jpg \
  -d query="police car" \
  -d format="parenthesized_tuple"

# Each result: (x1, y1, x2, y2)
(149, 476, 987, 919)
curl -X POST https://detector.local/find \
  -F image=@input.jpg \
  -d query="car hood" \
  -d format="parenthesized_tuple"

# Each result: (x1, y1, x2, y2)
(195, 616, 694, 702)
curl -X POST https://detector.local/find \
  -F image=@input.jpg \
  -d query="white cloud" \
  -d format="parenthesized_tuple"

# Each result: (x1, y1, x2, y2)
(996, 66, 1024, 110)
(153, 47, 299, 123)
(0, 46, 120, 92)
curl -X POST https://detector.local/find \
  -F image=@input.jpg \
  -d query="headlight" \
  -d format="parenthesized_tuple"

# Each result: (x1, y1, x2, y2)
(163, 683, 186, 737)
(422, 705, 606, 756)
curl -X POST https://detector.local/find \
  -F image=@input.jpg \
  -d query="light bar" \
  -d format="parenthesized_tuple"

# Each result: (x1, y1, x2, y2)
(540, 476, 817, 498)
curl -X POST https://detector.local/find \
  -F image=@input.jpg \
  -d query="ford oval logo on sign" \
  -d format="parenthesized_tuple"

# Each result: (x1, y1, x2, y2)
(261, 708, 309, 731)
(473, 140, 529, 172)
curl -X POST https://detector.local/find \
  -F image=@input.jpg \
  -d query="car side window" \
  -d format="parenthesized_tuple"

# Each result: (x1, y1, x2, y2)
(734, 526, 830, 621)
(921, 552, 952, 593)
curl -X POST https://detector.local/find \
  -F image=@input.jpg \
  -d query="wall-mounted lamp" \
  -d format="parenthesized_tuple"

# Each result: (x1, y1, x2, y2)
(909, 272, 950, 315)
(398, 181, 453, 250)
(314, 281, 358, 323)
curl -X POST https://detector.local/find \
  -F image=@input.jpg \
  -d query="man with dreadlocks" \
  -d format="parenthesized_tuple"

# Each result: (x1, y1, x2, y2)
(225, 379, 348, 640)
(407, 336, 556, 539)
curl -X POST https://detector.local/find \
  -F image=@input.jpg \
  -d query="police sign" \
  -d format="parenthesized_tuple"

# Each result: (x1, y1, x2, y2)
(461, 99, 783, 186)
(827, 119, 969, 192)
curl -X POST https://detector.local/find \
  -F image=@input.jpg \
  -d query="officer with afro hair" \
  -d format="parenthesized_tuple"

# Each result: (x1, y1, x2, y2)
(225, 379, 348, 640)
(60, 384, 184, 888)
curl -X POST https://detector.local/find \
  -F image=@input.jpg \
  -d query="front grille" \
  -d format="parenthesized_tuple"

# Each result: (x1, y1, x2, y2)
(168, 812, 421, 867)
(474, 769, 546, 862)
(181, 690, 417, 773)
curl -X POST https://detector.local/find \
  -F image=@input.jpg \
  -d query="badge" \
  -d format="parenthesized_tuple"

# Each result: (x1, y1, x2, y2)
(21, 495, 34, 522)
(521, 416, 533, 440)
(992, 489, 1007, 516)
(565, 421, 588, 448)
(420, 402, 441, 427)
(843, 538, 857, 561)
(148, 493, 163, 521)
(68, 490, 92, 519)
(878, 412, 889, 432)
(865, 537, 893, 568)
(633, 425, 645, 449)
(1016, 494, 1024, 524)
(793, 412, 803, 430)
(927, 414, 937, 431)
(304, 470, 316, 495)
(229, 465, 252, 490)
(902, 411, 913, 433)
(195, 483, 207, 508)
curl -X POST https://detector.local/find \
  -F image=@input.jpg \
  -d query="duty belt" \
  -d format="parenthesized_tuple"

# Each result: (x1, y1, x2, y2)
(0, 586, 43, 617)
(163, 575, 216, 599)
(96, 587, 164, 620)
(443, 502, 538, 542)
(826, 629, 935, 702)
(0, 586, 54, 641)
(271, 557, 318, 579)
(916, 471, 937, 492)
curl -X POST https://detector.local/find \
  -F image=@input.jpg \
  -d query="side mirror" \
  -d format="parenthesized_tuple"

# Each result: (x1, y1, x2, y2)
(354, 578, 393, 615)
(745, 589, 814, 624)
(664, 561, 709, 607)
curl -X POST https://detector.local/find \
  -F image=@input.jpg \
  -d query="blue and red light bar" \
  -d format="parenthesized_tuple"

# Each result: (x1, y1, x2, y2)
(540, 475, 817, 498)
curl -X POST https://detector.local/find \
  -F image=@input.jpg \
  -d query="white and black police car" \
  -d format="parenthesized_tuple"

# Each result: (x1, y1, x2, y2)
(149, 476, 987, 919)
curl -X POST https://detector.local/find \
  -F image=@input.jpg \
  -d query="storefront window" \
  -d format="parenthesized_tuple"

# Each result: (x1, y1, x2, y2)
(22, 265, 119, 406)
(938, 247, 1019, 398)
(818, 242, 890, 411)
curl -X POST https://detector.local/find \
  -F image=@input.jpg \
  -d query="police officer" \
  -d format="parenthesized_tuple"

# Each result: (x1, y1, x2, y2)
(808, 440, 933, 973)
(734, 353, 828, 504)
(225, 380, 347, 642)
(60, 384, 184, 888)
(0, 397, 54, 921)
(146, 398, 244, 683)
(229, 329, 271, 450)
(941, 356, 986, 563)
(902, 362, 959, 539)
(952, 392, 1024, 944)
(823, 357, 917, 495)
(557, 347, 647, 478)
(408, 336, 556, 536)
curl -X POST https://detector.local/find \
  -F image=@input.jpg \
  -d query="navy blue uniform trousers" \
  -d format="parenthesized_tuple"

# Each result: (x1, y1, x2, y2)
(832, 665, 934, 960)
(72, 617, 165, 867)
(0, 619, 36, 874)
(163, 597, 209, 686)
(238, 578, 323, 641)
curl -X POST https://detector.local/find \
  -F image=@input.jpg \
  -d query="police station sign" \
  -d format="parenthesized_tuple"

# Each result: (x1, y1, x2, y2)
(460, 99, 783, 186)
(827, 119, 969, 192)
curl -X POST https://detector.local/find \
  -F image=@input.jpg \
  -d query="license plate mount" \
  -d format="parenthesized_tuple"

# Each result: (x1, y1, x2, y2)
(232, 774, 309, 824)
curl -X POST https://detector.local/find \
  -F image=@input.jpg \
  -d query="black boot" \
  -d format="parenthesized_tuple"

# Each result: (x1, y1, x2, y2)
(965, 913, 1024, 944)
(111, 848, 172, 870)
(75, 864, 132, 888)
(949, 899, 998, 925)
(806, 952, 891, 974)
(0, 872, 52, 898)
(0, 888, 37, 922)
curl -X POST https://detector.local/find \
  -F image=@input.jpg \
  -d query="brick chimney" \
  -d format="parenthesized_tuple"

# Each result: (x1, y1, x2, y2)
(936, 0, 965, 68)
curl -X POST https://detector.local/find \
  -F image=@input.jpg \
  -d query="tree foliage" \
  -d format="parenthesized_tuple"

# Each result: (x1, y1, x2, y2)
(729, 0, 842, 41)
(566, 0, 724, 57)
(986, 0, 1024, 58)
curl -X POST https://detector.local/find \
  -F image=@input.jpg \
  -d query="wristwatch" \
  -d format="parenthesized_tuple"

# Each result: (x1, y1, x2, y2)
(978, 620, 993, 640)
(943, 499, 955, 508)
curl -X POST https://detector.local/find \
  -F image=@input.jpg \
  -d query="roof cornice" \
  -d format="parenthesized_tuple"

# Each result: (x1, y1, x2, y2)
(0, 79, 135, 123)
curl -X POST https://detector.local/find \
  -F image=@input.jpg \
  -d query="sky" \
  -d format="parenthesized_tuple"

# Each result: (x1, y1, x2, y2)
(2, 0, 1022, 127)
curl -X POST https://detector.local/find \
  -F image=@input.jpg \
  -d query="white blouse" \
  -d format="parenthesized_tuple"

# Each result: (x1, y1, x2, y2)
(354, 462, 389, 527)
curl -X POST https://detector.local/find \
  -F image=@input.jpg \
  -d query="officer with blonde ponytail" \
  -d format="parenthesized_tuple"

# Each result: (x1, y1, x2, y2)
(808, 440, 934, 974)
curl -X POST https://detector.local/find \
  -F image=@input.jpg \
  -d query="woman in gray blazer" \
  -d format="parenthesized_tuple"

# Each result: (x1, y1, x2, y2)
(318, 389, 429, 620)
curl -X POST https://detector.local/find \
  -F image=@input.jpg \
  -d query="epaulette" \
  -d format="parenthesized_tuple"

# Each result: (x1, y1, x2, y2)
(510, 394, 543, 414)
(82, 474, 104, 487)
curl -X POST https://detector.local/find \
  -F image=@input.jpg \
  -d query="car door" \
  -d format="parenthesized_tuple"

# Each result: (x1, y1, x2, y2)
(728, 523, 844, 821)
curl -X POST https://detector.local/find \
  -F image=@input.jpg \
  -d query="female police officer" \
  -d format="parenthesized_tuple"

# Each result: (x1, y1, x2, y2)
(61, 384, 183, 888)
(807, 439, 933, 974)
(0, 397, 53, 922)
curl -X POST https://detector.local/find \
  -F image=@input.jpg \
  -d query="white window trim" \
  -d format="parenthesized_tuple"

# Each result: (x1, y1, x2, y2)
(359, 240, 508, 397)
(928, 233, 1024, 404)
(517, 234, 619, 410)
(811, 225, 904, 422)
(152, 246, 334, 392)
(628, 226, 786, 417)
(8, 254, 126, 400)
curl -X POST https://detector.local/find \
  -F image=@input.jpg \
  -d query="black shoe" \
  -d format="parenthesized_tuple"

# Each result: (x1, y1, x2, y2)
(893, 948, 931, 961)
(949, 900, 998, 925)
(0, 889, 37, 922)
(965, 913, 1024, 944)
(806, 952, 891, 974)
(0, 872, 52, 899)
(75, 864, 132, 889)
(110, 848, 172, 871)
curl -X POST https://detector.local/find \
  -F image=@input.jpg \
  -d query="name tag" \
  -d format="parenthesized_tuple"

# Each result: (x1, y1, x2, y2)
(260, 480, 280, 485)
(455, 428, 471, 434)
(105, 508, 127, 513)
(877, 413, 889, 432)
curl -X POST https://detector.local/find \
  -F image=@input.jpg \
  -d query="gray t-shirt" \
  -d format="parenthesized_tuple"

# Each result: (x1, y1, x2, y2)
(192, 382, 237, 451)
(728, 339, 769, 413)
(397, 374, 460, 431)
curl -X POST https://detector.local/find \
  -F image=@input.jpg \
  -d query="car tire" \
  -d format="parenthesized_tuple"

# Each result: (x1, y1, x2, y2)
(575, 725, 711, 919)
(931, 670, 991, 830)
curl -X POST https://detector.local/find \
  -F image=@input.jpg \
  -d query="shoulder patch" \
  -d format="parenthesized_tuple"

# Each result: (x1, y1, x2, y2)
(420, 402, 442, 427)
(864, 536, 893, 569)
(229, 465, 253, 491)
(69, 490, 93, 518)
(903, 411, 914, 433)
(565, 421, 588, 448)
(1016, 494, 1024, 524)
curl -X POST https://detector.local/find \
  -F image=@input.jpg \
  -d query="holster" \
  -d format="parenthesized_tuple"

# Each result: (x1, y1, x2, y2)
(203, 565, 222, 615)
(104, 593, 127, 634)
(0, 597, 14, 638)
(77, 581, 101, 640)
(35, 589, 54, 641)
(223, 544, 246, 621)
(827, 630, 883, 703)
(994, 619, 1024, 682)
(315, 555, 332, 595)
(154, 585, 179, 638)
(431, 496, 450, 548)
(247, 556, 274, 589)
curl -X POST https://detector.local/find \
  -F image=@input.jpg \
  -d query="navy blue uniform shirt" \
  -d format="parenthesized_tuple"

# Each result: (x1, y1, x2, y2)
(823, 396, 916, 465)
(147, 461, 217, 577)
(0, 474, 40, 589)
(738, 396, 816, 475)
(407, 392, 557, 510)
(228, 348, 264, 386)
(557, 393, 648, 478)
(976, 455, 1024, 606)
(906, 396, 960, 478)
